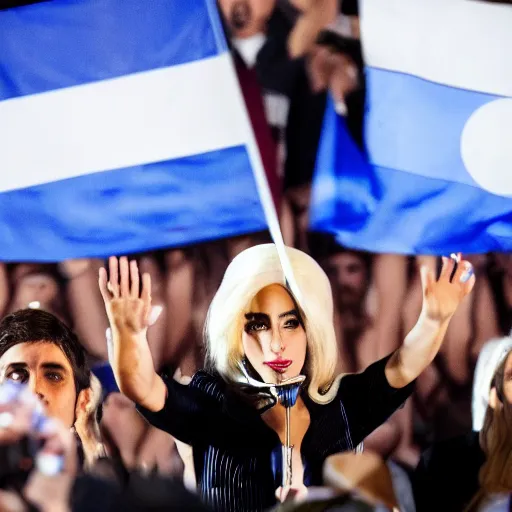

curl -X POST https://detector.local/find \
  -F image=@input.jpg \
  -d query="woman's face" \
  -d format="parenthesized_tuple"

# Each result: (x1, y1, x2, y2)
(242, 284, 307, 384)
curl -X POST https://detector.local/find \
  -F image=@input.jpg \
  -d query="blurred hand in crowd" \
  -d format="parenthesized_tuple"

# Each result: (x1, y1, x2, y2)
(137, 425, 179, 477)
(495, 253, 512, 277)
(287, 0, 339, 58)
(307, 46, 358, 111)
(100, 392, 147, 470)
(0, 382, 77, 512)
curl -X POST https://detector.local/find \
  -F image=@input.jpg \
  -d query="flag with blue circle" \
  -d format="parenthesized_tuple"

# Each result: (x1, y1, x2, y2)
(310, 0, 512, 255)
(0, 0, 271, 261)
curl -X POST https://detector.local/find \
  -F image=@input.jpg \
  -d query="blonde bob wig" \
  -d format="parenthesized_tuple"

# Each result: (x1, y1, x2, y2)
(205, 243, 340, 404)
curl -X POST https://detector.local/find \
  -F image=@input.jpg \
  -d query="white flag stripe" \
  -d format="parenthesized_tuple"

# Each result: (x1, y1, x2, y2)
(361, 0, 512, 97)
(0, 54, 247, 193)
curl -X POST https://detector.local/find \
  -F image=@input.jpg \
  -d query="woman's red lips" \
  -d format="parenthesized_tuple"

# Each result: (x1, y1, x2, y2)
(264, 360, 292, 373)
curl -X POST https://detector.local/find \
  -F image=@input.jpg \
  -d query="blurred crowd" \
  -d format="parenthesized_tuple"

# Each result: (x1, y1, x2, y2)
(0, 0, 511, 511)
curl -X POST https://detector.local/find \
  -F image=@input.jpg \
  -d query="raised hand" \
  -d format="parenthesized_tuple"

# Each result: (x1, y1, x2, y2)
(420, 253, 475, 323)
(99, 256, 152, 339)
(98, 257, 164, 410)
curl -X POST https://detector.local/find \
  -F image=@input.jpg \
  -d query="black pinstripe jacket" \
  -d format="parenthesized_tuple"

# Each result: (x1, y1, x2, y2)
(138, 354, 414, 512)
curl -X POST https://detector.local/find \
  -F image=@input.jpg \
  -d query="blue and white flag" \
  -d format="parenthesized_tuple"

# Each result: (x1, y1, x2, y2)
(310, 0, 512, 255)
(0, 0, 273, 261)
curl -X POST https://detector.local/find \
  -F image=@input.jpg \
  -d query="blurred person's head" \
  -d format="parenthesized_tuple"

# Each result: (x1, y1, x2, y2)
(322, 249, 371, 312)
(0, 309, 91, 429)
(104, 473, 214, 511)
(485, 347, 512, 417)
(473, 337, 512, 431)
(323, 452, 400, 511)
(494, 253, 512, 278)
(218, 0, 276, 38)
(472, 348, 512, 508)
(8, 264, 70, 325)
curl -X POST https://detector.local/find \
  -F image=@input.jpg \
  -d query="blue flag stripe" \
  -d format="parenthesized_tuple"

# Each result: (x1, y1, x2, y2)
(365, 67, 503, 186)
(310, 104, 373, 230)
(0, 145, 267, 261)
(310, 98, 512, 254)
(311, 0, 512, 255)
(330, 164, 512, 255)
(0, 0, 223, 102)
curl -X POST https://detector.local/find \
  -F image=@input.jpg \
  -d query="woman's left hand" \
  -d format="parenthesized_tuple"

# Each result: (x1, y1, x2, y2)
(420, 253, 475, 323)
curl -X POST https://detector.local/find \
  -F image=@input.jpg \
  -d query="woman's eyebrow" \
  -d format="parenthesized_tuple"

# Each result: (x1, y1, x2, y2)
(278, 309, 299, 319)
(244, 313, 269, 321)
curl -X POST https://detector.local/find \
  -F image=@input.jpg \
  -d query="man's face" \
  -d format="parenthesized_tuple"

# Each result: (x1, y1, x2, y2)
(218, 0, 276, 37)
(11, 273, 60, 312)
(325, 252, 368, 310)
(0, 342, 78, 427)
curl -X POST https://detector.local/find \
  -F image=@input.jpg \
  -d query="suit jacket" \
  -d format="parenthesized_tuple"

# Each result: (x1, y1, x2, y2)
(138, 354, 414, 512)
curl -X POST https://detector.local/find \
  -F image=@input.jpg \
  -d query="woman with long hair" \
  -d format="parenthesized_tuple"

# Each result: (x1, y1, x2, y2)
(99, 245, 474, 512)
(468, 347, 512, 511)
(414, 339, 512, 512)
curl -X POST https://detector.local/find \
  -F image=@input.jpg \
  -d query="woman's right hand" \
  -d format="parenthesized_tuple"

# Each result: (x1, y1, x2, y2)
(99, 256, 152, 341)
(99, 257, 165, 410)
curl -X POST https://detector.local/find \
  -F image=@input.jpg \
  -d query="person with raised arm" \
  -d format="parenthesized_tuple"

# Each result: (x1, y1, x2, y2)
(99, 245, 474, 512)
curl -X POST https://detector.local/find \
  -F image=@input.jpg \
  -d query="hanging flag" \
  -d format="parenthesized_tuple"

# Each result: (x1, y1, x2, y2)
(310, 0, 512, 255)
(0, 0, 274, 261)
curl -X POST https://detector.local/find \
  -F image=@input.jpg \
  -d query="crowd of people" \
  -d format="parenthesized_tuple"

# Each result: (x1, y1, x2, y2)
(0, 0, 511, 510)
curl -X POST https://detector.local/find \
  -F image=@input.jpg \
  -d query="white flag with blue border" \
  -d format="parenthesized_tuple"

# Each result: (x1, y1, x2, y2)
(0, 0, 270, 261)
(311, 0, 512, 255)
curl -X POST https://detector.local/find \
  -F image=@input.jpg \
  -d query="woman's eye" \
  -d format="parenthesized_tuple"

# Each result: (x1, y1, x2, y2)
(284, 319, 300, 329)
(245, 322, 267, 333)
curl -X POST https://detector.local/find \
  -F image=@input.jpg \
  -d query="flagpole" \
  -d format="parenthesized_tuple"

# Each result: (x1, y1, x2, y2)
(204, 0, 301, 302)
(220, 49, 303, 306)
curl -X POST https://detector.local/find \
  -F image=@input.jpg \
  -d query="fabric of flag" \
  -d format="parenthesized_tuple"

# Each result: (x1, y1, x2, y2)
(0, 0, 269, 261)
(310, 0, 512, 255)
